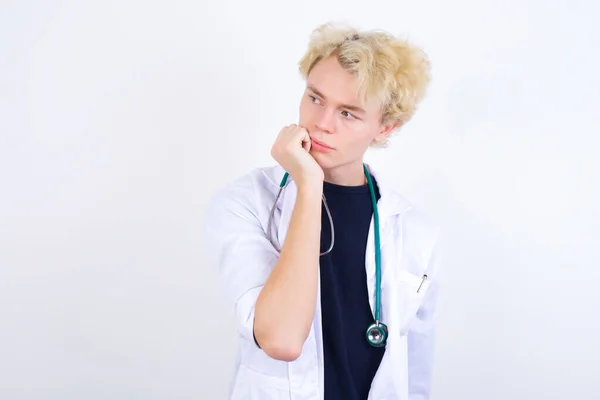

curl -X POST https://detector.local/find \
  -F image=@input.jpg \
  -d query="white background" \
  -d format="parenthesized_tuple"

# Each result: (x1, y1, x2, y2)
(1, 0, 599, 399)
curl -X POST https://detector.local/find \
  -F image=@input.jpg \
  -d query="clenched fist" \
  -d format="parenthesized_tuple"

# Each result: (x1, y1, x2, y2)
(270, 124, 324, 188)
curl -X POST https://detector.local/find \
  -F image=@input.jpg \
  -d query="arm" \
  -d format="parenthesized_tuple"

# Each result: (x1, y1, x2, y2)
(407, 237, 443, 400)
(254, 182, 323, 361)
(203, 177, 322, 362)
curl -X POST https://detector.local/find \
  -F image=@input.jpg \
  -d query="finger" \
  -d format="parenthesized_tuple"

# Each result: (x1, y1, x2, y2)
(302, 140, 311, 152)
(302, 131, 310, 145)
(301, 130, 311, 152)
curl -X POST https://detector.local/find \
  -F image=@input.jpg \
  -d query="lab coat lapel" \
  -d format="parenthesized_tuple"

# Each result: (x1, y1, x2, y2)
(363, 164, 411, 320)
(364, 208, 378, 318)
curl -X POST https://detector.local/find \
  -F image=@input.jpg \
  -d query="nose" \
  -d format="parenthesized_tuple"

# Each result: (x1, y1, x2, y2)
(314, 108, 335, 134)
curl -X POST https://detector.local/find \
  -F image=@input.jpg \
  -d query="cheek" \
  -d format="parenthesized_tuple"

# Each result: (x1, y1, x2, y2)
(341, 125, 375, 148)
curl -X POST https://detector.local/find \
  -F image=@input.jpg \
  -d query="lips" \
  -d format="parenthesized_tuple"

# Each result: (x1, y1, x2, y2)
(311, 138, 333, 150)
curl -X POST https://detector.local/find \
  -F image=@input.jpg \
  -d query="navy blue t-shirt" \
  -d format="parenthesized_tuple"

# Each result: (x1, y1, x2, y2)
(319, 178, 385, 400)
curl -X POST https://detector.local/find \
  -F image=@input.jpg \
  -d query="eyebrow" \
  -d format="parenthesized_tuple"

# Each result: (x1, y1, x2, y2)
(307, 84, 366, 114)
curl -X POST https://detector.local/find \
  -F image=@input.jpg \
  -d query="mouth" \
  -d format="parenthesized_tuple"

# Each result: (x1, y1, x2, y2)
(311, 138, 334, 150)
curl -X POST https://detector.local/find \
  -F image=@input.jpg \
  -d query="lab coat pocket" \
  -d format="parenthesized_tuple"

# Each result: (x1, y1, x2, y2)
(394, 269, 430, 336)
(231, 365, 290, 400)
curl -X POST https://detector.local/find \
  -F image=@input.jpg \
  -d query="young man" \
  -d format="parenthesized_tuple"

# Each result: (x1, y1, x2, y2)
(204, 22, 442, 400)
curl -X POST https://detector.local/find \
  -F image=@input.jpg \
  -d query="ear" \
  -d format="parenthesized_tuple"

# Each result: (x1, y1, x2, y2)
(373, 121, 400, 143)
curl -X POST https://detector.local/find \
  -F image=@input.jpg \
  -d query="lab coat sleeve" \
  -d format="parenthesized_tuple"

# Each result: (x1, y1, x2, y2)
(202, 181, 280, 346)
(406, 234, 443, 400)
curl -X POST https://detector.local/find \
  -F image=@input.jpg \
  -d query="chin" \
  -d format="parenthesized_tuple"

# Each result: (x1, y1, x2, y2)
(310, 150, 337, 170)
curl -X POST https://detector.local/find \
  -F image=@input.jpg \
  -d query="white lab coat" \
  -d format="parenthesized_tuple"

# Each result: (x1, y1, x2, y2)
(203, 163, 442, 400)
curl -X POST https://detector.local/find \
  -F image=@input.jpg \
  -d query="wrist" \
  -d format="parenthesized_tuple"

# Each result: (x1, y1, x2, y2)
(296, 178, 323, 197)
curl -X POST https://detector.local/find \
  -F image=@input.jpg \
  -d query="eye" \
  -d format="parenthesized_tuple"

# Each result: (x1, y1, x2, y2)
(309, 95, 322, 105)
(341, 110, 357, 119)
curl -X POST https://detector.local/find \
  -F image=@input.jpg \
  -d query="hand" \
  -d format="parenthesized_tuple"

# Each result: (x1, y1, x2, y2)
(270, 124, 324, 187)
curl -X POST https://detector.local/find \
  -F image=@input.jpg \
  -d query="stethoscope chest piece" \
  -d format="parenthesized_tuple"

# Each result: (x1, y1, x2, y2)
(366, 321, 388, 347)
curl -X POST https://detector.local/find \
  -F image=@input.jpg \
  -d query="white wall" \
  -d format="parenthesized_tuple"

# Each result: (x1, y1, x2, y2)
(1, 1, 599, 399)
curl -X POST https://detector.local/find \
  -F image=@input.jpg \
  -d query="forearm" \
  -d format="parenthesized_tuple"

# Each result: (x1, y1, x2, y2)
(254, 183, 323, 361)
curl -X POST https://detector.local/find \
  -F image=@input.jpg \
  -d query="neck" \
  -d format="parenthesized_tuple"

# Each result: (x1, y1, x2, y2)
(323, 160, 366, 186)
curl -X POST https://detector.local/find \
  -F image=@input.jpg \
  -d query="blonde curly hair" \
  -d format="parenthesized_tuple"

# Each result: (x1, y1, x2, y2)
(298, 22, 431, 147)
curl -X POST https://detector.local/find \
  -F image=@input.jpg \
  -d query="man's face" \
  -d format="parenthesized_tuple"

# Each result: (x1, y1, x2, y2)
(298, 55, 394, 170)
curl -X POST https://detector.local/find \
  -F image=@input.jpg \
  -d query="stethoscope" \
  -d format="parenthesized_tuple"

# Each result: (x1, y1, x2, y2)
(267, 163, 388, 348)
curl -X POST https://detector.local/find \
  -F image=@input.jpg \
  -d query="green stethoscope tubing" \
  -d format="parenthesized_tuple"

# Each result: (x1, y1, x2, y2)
(275, 163, 387, 347)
